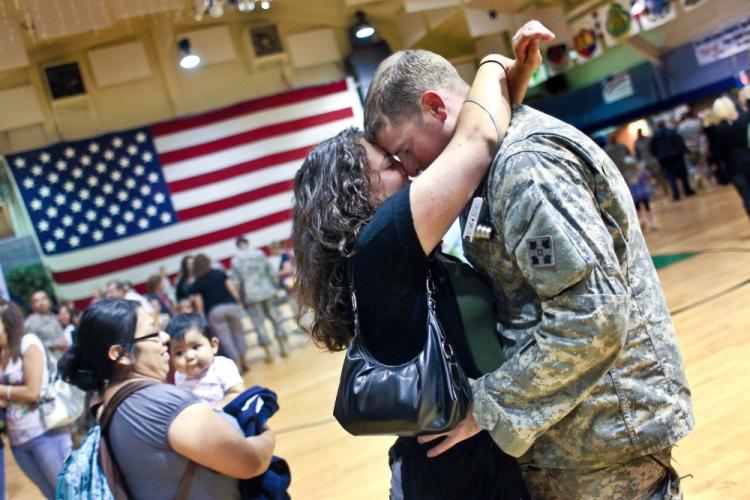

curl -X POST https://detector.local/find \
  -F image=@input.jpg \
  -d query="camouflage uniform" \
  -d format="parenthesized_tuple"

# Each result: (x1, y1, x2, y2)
(230, 248, 289, 345)
(24, 313, 65, 361)
(462, 106, 694, 498)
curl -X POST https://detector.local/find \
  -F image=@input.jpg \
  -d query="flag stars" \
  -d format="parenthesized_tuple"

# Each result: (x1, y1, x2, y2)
(115, 224, 126, 235)
(30, 199, 42, 211)
(154, 192, 165, 204)
(92, 230, 103, 241)
(117, 190, 128, 202)
(32, 165, 43, 177)
(54, 228, 65, 240)
(111, 170, 123, 182)
(71, 201, 82, 213)
(101, 217, 112, 228)
(142, 152, 153, 163)
(131, 198, 142, 210)
(87, 176, 99, 187)
(103, 150, 114, 161)
(94, 196, 105, 207)
(108, 205, 120, 216)
(137, 218, 149, 229)
(88, 142, 100, 154)
(47, 173, 59, 184)
(54, 194, 66, 206)
(55, 160, 67, 171)
(135, 132, 146, 143)
(140, 185, 151, 196)
(72, 168, 83, 179)
(147, 172, 159, 184)
(118, 157, 130, 168)
(23, 178, 34, 189)
(77, 223, 89, 235)
(39, 152, 51, 164)
(63, 181, 75, 193)
(63, 147, 75, 159)
(160, 212, 172, 223)
(62, 215, 73, 227)
(123, 211, 134, 223)
(46, 207, 58, 219)
(112, 137, 123, 148)
(68, 236, 80, 247)
(80, 155, 91, 166)
(134, 165, 145, 176)
(85, 210, 96, 221)
(96, 162, 107, 174)
(79, 189, 90, 200)
(44, 241, 56, 253)
(13, 157, 25, 168)
(39, 186, 51, 198)
(125, 178, 136, 189)
(127, 144, 138, 156)
(37, 220, 49, 232)
(102, 183, 113, 195)
(146, 205, 157, 216)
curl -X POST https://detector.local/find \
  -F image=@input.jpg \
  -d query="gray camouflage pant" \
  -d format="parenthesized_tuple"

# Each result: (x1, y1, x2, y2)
(520, 447, 682, 500)
(245, 298, 289, 345)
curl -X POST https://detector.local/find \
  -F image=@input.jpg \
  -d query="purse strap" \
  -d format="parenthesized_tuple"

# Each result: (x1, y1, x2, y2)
(99, 380, 196, 500)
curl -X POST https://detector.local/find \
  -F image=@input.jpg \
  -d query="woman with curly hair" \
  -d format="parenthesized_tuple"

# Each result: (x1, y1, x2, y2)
(292, 23, 552, 499)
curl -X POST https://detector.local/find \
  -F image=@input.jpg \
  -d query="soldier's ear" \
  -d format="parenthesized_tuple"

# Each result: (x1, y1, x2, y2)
(420, 91, 448, 124)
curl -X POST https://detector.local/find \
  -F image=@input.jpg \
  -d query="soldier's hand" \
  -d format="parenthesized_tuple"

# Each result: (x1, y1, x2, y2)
(417, 411, 481, 458)
(511, 20, 555, 73)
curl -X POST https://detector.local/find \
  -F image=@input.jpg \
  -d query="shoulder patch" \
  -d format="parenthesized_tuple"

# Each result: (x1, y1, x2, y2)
(527, 236, 555, 268)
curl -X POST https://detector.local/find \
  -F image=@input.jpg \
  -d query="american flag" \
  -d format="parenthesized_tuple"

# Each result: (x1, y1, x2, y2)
(5, 79, 362, 307)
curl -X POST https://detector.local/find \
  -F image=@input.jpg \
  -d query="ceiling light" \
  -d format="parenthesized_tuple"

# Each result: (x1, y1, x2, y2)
(178, 38, 201, 69)
(260, 1, 270, 10)
(353, 11, 375, 40)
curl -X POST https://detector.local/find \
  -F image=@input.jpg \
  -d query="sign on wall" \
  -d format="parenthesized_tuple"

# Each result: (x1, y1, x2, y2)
(602, 70, 634, 103)
(693, 15, 750, 66)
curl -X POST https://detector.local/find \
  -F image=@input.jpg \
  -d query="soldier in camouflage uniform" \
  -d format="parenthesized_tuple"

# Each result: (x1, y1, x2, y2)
(364, 49, 694, 499)
(230, 237, 289, 361)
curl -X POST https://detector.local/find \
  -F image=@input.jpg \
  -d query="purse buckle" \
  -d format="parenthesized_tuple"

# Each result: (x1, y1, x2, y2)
(441, 340, 454, 359)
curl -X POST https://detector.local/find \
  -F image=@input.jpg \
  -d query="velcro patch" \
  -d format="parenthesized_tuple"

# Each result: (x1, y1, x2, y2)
(527, 236, 555, 268)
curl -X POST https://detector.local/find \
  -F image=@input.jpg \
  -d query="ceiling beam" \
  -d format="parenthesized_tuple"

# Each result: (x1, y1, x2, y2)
(624, 34, 662, 66)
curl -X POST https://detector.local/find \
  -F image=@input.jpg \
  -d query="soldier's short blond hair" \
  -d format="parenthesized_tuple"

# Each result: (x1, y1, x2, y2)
(363, 50, 468, 142)
(712, 96, 739, 123)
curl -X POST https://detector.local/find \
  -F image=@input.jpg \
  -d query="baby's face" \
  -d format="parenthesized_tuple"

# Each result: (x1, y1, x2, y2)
(169, 329, 218, 377)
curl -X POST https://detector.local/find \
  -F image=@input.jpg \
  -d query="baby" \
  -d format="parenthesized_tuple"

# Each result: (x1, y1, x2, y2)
(166, 313, 244, 408)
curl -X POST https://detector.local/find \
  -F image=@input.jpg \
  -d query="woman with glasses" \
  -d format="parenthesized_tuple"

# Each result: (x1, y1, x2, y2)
(58, 299, 275, 499)
(0, 299, 72, 499)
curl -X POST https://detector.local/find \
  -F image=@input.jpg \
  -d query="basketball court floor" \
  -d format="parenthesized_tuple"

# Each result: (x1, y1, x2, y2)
(5, 183, 749, 499)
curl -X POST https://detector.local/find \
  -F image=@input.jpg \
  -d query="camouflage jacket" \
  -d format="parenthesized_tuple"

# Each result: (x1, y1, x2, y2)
(230, 248, 278, 304)
(24, 313, 64, 352)
(463, 106, 694, 469)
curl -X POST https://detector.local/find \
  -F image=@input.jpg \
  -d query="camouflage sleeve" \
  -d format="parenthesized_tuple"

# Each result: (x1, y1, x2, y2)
(471, 151, 630, 457)
(228, 259, 242, 299)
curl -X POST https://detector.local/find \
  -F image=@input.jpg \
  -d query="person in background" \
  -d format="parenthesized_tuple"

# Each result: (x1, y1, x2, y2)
(56, 304, 77, 347)
(190, 254, 250, 373)
(677, 109, 708, 182)
(175, 256, 195, 303)
(24, 290, 67, 363)
(58, 299, 275, 499)
(106, 280, 154, 314)
(159, 266, 177, 305)
(0, 300, 72, 499)
(230, 238, 289, 362)
(166, 313, 244, 409)
(712, 96, 750, 221)
(650, 121, 696, 201)
(146, 274, 175, 327)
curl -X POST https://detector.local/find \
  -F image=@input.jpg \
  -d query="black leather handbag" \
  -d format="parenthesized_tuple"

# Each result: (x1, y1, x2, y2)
(333, 264, 472, 436)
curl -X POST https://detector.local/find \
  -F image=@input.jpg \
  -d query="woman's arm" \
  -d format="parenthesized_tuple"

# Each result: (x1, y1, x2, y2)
(169, 402, 275, 479)
(0, 344, 45, 404)
(225, 279, 243, 305)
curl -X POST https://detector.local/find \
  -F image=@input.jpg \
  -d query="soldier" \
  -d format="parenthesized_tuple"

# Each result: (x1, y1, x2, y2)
(364, 47, 694, 498)
(24, 290, 67, 362)
(230, 237, 289, 362)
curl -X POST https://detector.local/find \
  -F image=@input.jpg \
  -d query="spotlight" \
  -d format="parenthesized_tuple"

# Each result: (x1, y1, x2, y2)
(178, 38, 201, 69)
(260, 0, 270, 10)
(238, 0, 255, 12)
(353, 11, 375, 40)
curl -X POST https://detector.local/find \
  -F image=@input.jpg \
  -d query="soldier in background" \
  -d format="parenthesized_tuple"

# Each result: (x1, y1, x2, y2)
(365, 48, 694, 498)
(230, 237, 289, 362)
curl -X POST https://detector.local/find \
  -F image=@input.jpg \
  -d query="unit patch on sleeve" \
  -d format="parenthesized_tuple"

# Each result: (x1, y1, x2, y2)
(528, 236, 555, 268)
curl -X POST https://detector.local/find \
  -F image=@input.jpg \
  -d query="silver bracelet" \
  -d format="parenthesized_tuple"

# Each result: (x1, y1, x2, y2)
(464, 98, 501, 144)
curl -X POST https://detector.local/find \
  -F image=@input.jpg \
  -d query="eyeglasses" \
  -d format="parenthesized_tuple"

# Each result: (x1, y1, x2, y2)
(128, 331, 163, 345)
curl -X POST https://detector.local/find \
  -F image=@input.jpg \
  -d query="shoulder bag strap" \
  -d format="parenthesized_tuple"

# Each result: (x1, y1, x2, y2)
(348, 259, 361, 337)
(99, 380, 158, 500)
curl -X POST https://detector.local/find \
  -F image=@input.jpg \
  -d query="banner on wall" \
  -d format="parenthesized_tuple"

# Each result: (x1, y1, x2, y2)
(546, 43, 571, 75)
(569, 12, 605, 63)
(693, 15, 750, 66)
(637, 0, 678, 31)
(599, 0, 640, 48)
(680, 0, 709, 13)
(602, 70, 634, 103)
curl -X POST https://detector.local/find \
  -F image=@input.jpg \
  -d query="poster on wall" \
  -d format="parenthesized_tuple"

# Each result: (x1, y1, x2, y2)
(693, 15, 750, 66)
(598, 0, 640, 48)
(680, 0, 709, 12)
(602, 70, 634, 103)
(637, 0, 678, 32)
(545, 43, 571, 75)
(568, 12, 604, 63)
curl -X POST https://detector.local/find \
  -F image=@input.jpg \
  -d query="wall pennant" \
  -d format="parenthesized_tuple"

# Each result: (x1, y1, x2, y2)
(637, 0, 678, 32)
(599, 0, 640, 48)
(569, 12, 605, 63)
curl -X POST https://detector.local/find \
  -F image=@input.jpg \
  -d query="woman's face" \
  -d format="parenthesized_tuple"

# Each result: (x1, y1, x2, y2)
(360, 139, 408, 207)
(186, 257, 194, 275)
(57, 307, 71, 327)
(129, 309, 171, 382)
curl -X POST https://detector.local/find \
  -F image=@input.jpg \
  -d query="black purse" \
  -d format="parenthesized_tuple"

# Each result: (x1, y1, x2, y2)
(333, 263, 472, 436)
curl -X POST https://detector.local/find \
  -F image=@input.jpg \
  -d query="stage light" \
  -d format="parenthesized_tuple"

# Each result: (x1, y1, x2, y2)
(353, 11, 374, 39)
(178, 38, 201, 69)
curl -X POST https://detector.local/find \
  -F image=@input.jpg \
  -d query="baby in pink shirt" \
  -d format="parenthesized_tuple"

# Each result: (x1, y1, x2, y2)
(166, 313, 244, 408)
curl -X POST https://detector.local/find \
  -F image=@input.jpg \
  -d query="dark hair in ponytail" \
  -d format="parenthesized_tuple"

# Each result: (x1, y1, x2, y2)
(58, 299, 140, 392)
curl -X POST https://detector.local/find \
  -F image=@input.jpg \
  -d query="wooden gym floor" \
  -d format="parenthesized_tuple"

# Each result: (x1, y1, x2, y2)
(5, 183, 749, 499)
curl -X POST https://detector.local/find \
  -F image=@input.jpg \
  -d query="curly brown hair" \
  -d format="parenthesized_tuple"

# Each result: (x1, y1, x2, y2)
(292, 127, 374, 351)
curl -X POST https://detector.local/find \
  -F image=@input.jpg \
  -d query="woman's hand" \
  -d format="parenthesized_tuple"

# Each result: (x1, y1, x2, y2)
(507, 20, 555, 103)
